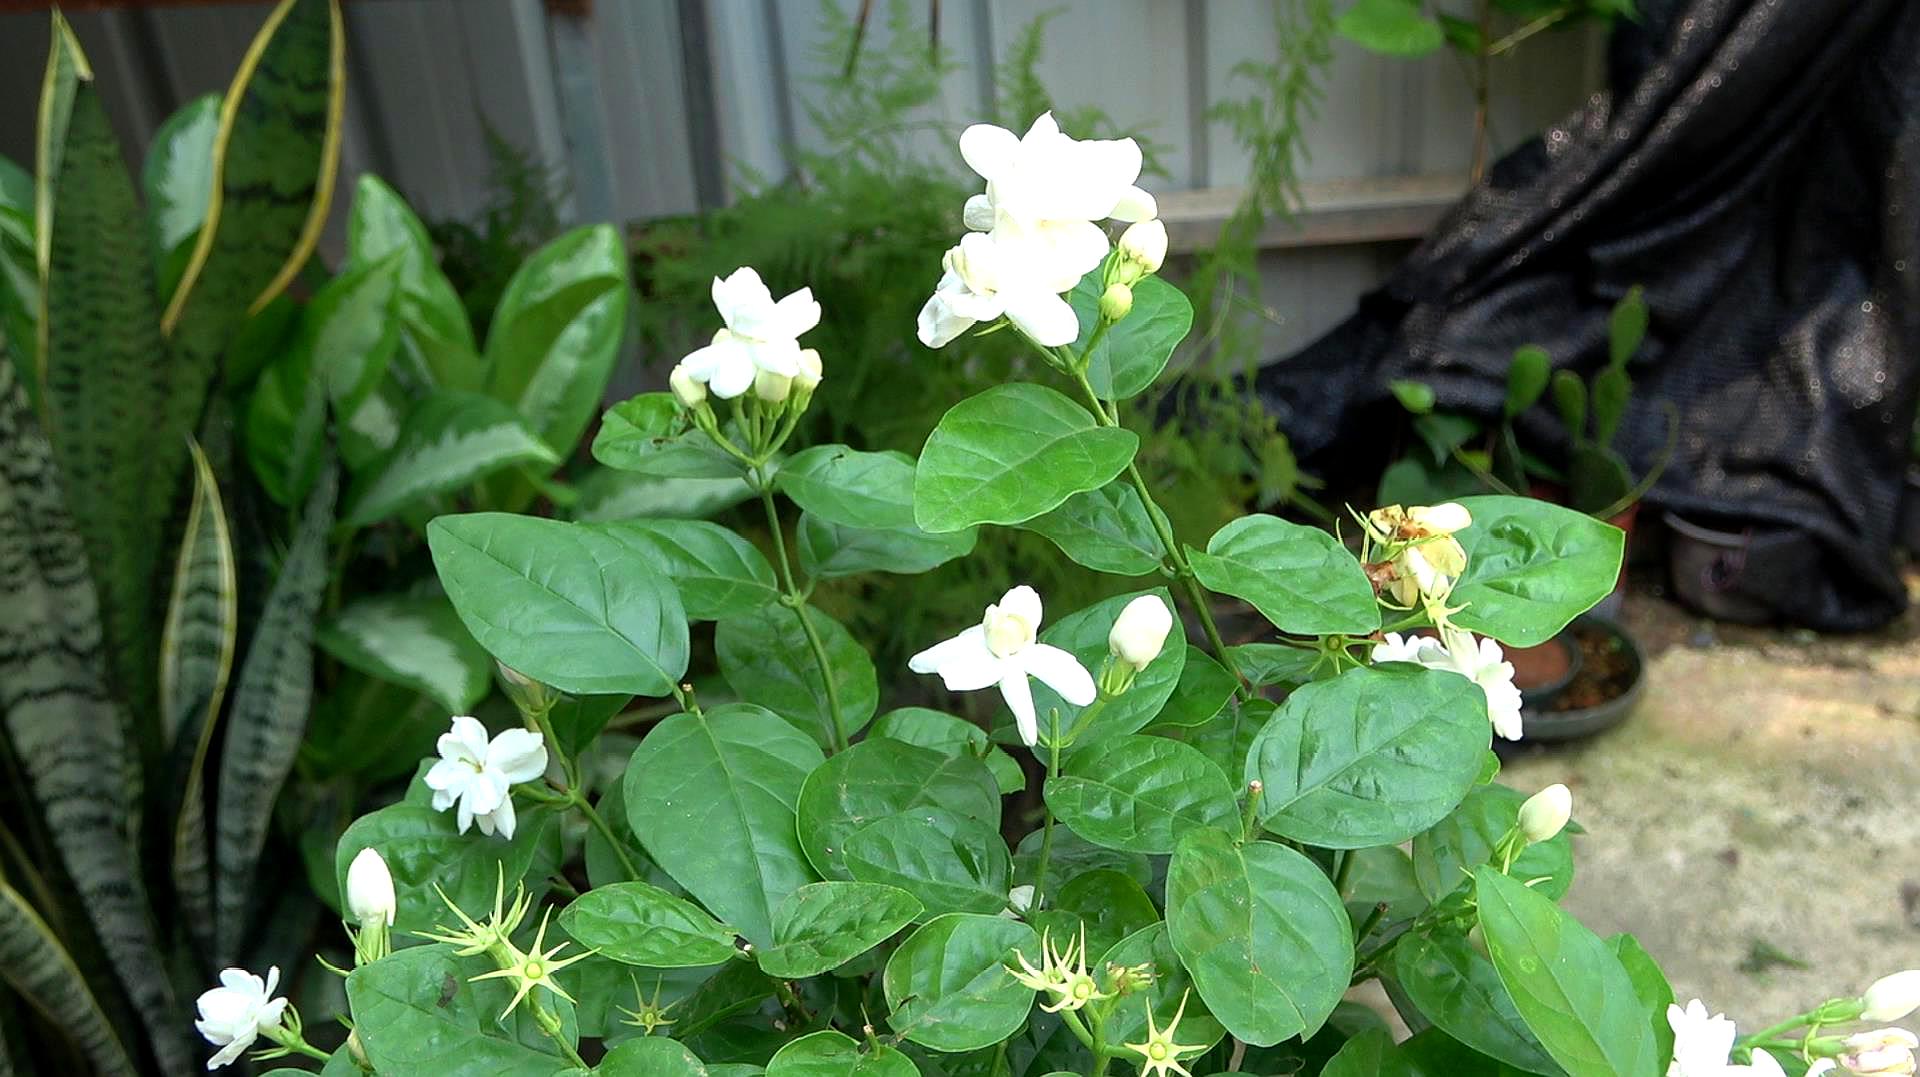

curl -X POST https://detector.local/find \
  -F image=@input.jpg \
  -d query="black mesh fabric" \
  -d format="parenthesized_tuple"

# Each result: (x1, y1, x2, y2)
(1255, 0, 1920, 630)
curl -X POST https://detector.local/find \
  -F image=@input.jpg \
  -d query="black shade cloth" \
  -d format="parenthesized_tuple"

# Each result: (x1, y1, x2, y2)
(1256, 0, 1920, 630)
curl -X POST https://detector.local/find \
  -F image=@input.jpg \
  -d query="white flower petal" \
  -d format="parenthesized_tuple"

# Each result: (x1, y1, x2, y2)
(960, 122, 1021, 180)
(1022, 643, 1096, 706)
(999, 668, 1039, 746)
(916, 292, 975, 349)
(1022, 111, 1061, 142)
(704, 345, 759, 400)
(996, 585, 1043, 629)
(744, 337, 804, 377)
(1002, 288, 1081, 347)
(712, 267, 772, 325)
(487, 728, 549, 784)
(430, 785, 459, 812)
(963, 193, 996, 231)
(1110, 184, 1158, 223)
(489, 794, 518, 841)
(909, 626, 1004, 692)
(424, 757, 471, 792)
(440, 715, 489, 765)
(207, 1034, 253, 1068)
(771, 287, 822, 337)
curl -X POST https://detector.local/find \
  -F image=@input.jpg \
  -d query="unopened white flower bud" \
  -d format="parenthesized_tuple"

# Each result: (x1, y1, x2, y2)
(753, 368, 794, 403)
(795, 348, 823, 392)
(1117, 219, 1168, 277)
(1837, 1028, 1920, 1075)
(1864, 972, 1920, 1022)
(1518, 784, 1572, 844)
(669, 363, 706, 408)
(1108, 595, 1173, 670)
(345, 847, 395, 927)
(1099, 283, 1133, 322)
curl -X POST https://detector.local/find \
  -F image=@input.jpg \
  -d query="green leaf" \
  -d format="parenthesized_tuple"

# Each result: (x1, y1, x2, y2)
(347, 174, 478, 391)
(715, 606, 877, 750)
(341, 390, 558, 527)
(1336, 0, 1446, 54)
(1505, 346, 1552, 419)
(598, 1037, 711, 1077)
(1039, 869, 1160, 964)
(593, 394, 745, 479)
(1187, 515, 1379, 636)
(1030, 588, 1185, 743)
(430, 512, 691, 696)
(572, 468, 754, 523)
(884, 914, 1038, 1052)
(0, 203, 36, 407)
(796, 737, 999, 880)
(868, 708, 1025, 795)
(1224, 643, 1320, 689)
(0, 357, 187, 1071)
(1390, 379, 1437, 415)
(1323, 1029, 1422, 1077)
(1095, 923, 1228, 1054)
(914, 384, 1137, 533)
(1392, 930, 1559, 1074)
(1154, 647, 1238, 728)
(333, 802, 554, 936)
(1552, 371, 1587, 440)
(1412, 784, 1573, 904)
(483, 223, 630, 460)
(1610, 934, 1675, 1066)
(1400, 1028, 1537, 1076)
(796, 512, 977, 579)
(1590, 366, 1631, 449)
(1608, 286, 1648, 369)
(777, 445, 918, 529)
(1046, 735, 1237, 853)
(1245, 665, 1489, 848)
(142, 94, 219, 302)
(0, 879, 137, 1077)
(767, 1030, 917, 1077)
(844, 808, 1013, 918)
(558, 880, 741, 968)
(163, 442, 238, 957)
(1474, 869, 1659, 1077)
(347, 944, 579, 1077)
(595, 519, 779, 619)
(215, 464, 335, 964)
(1015, 483, 1165, 577)
(1165, 828, 1352, 1046)
(1449, 496, 1625, 646)
(758, 882, 923, 979)
(1068, 274, 1194, 399)
(624, 704, 824, 947)
(1013, 827, 1151, 896)
(317, 593, 492, 714)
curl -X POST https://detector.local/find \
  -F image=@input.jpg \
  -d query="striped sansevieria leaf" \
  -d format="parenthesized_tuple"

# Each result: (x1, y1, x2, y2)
(0, 879, 136, 1076)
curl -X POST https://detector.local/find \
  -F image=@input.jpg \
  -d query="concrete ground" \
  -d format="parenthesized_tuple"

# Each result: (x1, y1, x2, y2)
(1498, 582, 1920, 1027)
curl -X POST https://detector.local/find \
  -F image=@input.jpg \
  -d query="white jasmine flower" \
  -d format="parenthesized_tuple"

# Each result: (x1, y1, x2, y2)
(196, 966, 288, 1070)
(909, 585, 1095, 746)
(1518, 784, 1572, 844)
(1667, 1000, 1739, 1077)
(958, 113, 1155, 288)
(1002, 884, 1035, 918)
(1835, 1029, 1920, 1075)
(424, 716, 548, 839)
(669, 363, 706, 408)
(917, 230, 1081, 348)
(1109, 595, 1174, 670)
(678, 267, 820, 399)
(1866, 971, 1920, 1022)
(1369, 627, 1523, 741)
(794, 348, 823, 392)
(345, 847, 396, 927)
(1115, 218, 1168, 279)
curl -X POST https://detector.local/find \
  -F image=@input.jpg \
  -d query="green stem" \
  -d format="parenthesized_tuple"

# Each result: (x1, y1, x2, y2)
(1352, 902, 1388, 946)
(1240, 781, 1264, 844)
(1332, 847, 1354, 897)
(573, 790, 642, 882)
(1088, 1010, 1113, 1077)
(530, 995, 588, 1069)
(1028, 721, 1064, 909)
(1487, 6, 1574, 55)
(755, 471, 848, 753)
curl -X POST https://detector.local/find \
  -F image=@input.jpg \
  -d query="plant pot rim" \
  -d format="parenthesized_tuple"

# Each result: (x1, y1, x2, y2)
(1513, 632, 1582, 707)
(1662, 509, 1752, 543)
(1515, 613, 1645, 743)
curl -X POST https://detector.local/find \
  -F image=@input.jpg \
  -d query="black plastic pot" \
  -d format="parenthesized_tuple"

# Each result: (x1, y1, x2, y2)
(1512, 633, 1582, 709)
(1517, 614, 1645, 742)
(1664, 511, 1775, 624)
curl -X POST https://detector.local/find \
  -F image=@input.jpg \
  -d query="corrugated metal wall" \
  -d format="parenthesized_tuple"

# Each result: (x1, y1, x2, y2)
(0, 0, 1606, 358)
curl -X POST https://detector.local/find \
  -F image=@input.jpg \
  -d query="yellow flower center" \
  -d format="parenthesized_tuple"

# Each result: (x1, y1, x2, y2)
(983, 606, 1035, 658)
(524, 960, 544, 979)
(1149, 1043, 1169, 1061)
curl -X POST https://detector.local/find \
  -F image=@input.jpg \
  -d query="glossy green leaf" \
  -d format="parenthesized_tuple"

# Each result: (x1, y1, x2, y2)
(796, 737, 999, 880)
(1069, 273, 1194, 399)
(215, 465, 335, 964)
(884, 914, 1038, 1052)
(758, 881, 923, 979)
(624, 704, 824, 947)
(914, 384, 1137, 533)
(1030, 588, 1184, 743)
(1153, 648, 1238, 729)
(593, 394, 746, 479)
(430, 512, 690, 696)
(1322, 1029, 1421, 1077)
(1506, 346, 1553, 419)
(1039, 869, 1160, 963)
(1400, 1028, 1537, 1076)
(1013, 827, 1152, 896)
(558, 880, 740, 967)
(572, 468, 754, 523)
(1246, 665, 1490, 848)
(1609, 286, 1648, 370)
(1175, 696, 1272, 780)
(347, 944, 578, 1077)
(767, 1030, 916, 1077)
(1412, 784, 1574, 904)
(1046, 735, 1236, 853)
(341, 390, 557, 526)
(1474, 869, 1659, 1077)
(777, 445, 917, 529)
(347, 174, 478, 390)
(484, 223, 630, 460)
(1223, 643, 1320, 689)
(715, 606, 877, 750)
(1611, 934, 1675, 1067)
(0, 878, 137, 1077)
(0, 200, 36, 403)
(796, 512, 977, 579)
(1097, 923, 1228, 1057)
(1016, 482, 1164, 576)
(1392, 930, 1559, 1075)
(1186, 514, 1379, 636)
(868, 708, 1025, 795)
(1164, 828, 1352, 1046)
(598, 1037, 710, 1077)
(163, 442, 238, 957)
(1449, 496, 1625, 647)
(333, 802, 554, 936)
(1336, 0, 1445, 54)
(844, 808, 1012, 918)
(142, 94, 219, 302)
(317, 594, 491, 715)
(593, 519, 778, 620)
